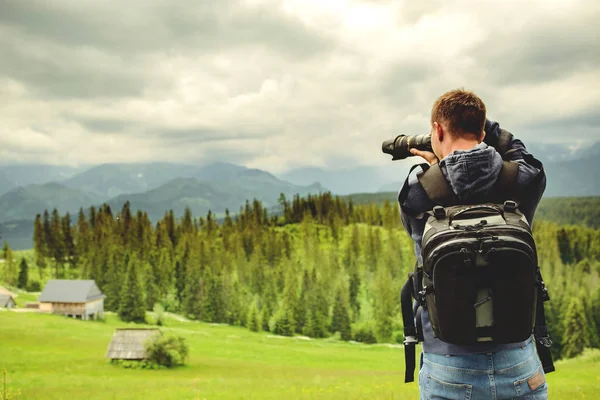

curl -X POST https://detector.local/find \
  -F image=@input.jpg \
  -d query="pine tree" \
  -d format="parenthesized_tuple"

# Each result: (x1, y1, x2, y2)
(261, 276, 278, 332)
(273, 305, 295, 337)
(203, 268, 227, 323)
(561, 297, 590, 359)
(175, 239, 190, 305)
(247, 296, 261, 332)
(33, 213, 48, 275)
(118, 255, 147, 323)
(144, 260, 160, 311)
(294, 270, 311, 333)
(17, 257, 28, 289)
(373, 266, 396, 343)
(2, 242, 16, 286)
(183, 245, 205, 320)
(50, 208, 65, 278)
(303, 274, 329, 338)
(62, 212, 76, 273)
(103, 247, 124, 311)
(331, 285, 352, 340)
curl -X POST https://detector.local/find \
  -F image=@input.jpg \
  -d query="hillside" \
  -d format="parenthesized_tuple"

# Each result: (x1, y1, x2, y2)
(0, 164, 85, 196)
(0, 162, 325, 221)
(0, 183, 102, 222)
(1, 311, 597, 399)
(63, 162, 204, 199)
(543, 156, 600, 197)
(0, 171, 16, 196)
(105, 175, 320, 222)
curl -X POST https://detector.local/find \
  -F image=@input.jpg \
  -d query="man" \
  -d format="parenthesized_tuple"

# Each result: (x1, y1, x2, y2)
(398, 89, 549, 399)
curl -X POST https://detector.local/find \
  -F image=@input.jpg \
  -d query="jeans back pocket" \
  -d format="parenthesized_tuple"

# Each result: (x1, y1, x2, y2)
(425, 374, 473, 400)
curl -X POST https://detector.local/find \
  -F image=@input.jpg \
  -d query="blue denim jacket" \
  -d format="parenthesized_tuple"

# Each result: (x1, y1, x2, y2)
(398, 119, 546, 355)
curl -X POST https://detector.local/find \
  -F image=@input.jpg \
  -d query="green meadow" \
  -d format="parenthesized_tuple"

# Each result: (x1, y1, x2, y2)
(1, 311, 599, 400)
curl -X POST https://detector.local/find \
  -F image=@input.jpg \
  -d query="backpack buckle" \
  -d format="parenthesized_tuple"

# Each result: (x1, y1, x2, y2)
(503, 200, 517, 212)
(433, 206, 446, 219)
(538, 336, 553, 348)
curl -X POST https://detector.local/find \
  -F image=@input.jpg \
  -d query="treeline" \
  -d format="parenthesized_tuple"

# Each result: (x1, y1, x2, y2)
(1, 191, 598, 361)
(533, 197, 600, 229)
(22, 193, 410, 344)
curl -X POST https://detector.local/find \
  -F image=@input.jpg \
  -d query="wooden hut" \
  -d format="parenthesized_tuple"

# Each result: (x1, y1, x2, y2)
(0, 294, 16, 309)
(38, 279, 105, 320)
(105, 328, 162, 360)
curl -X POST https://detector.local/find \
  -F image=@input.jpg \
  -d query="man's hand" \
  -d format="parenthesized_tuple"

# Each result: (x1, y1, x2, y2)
(410, 148, 439, 165)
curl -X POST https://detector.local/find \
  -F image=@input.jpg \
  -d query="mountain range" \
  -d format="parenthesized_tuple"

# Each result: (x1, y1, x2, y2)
(0, 140, 598, 250)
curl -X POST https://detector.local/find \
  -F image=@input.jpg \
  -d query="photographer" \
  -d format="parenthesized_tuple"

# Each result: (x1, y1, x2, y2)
(395, 89, 550, 399)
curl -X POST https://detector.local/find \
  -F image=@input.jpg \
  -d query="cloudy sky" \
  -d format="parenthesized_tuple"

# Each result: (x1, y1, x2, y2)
(0, 0, 598, 173)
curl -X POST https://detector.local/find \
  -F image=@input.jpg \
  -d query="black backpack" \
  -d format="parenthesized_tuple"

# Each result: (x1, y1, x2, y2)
(398, 141, 555, 383)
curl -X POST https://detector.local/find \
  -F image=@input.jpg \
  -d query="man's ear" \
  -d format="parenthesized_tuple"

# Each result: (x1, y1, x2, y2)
(434, 122, 444, 142)
(480, 129, 486, 142)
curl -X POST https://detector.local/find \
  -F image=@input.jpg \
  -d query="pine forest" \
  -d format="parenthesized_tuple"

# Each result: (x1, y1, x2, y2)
(1, 192, 599, 363)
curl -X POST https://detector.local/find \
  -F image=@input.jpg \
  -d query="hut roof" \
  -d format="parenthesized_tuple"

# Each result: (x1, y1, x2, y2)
(38, 279, 105, 303)
(0, 294, 15, 307)
(105, 328, 162, 360)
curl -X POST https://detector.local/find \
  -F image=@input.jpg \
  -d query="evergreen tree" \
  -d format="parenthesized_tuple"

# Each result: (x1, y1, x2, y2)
(50, 208, 65, 278)
(273, 305, 295, 337)
(33, 214, 48, 274)
(203, 268, 227, 323)
(331, 285, 352, 341)
(247, 296, 261, 332)
(144, 260, 160, 311)
(62, 212, 76, 272)
(183, 247, 205, 320)
(294, 270, 311, 333)
(17, 257, 28, 289)
(372, 266, 396, 342)
(2, 242, 16, 286)
(175, 239, 190, 305)
(103, 247, 124, 311)
(561, 297, 590, 359)
(118, 255, 147, 323)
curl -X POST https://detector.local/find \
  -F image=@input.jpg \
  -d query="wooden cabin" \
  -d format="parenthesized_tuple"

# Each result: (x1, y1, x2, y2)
(105, 328, 162, 360)
(38, 279, 105, 320)
(0, 294, 16, 309)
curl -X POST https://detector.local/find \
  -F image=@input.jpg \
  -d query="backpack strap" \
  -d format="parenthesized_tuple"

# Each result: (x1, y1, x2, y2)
(416, 163, 458, 206)
(398, 163, 429, 217)
(534, 267, 555, 374)
(492, 161, 520, 202)
(401, 275, 418, 383)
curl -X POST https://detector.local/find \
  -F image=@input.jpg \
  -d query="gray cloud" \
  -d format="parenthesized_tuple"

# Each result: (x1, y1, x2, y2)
(0, 0, 598, 173)
(466, 4, 600, 86)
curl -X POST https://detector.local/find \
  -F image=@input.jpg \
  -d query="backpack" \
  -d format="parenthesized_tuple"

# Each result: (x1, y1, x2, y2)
(397, 136, 555, 383)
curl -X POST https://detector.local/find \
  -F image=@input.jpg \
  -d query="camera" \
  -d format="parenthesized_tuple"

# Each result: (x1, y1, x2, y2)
(382, 133, 432, 160)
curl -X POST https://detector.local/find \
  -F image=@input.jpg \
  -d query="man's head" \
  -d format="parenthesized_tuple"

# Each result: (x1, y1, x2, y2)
(429, 89, 487, 160)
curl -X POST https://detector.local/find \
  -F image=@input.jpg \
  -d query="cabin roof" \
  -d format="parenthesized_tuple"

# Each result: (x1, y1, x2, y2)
(38, 279, 105, 303)
(105, 328, 162, 360)
(0, 294, 15, 307)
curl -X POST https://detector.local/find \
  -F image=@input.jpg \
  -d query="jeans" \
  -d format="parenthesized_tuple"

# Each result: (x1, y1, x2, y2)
(418, 337, 548, 399)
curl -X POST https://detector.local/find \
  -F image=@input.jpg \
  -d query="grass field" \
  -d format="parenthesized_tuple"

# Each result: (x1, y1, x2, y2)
(1, 311, 599, 399)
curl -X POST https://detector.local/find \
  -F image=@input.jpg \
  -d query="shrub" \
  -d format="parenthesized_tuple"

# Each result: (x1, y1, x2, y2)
(352, 320, 378, 344)
(109, 359, 164, 370)
(153, 303, 166, 326)
(144, 335, 189, 368)
(26, 280, 41, 292)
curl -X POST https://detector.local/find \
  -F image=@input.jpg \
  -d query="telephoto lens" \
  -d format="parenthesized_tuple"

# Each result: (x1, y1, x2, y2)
(382, 133, 432, 160)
